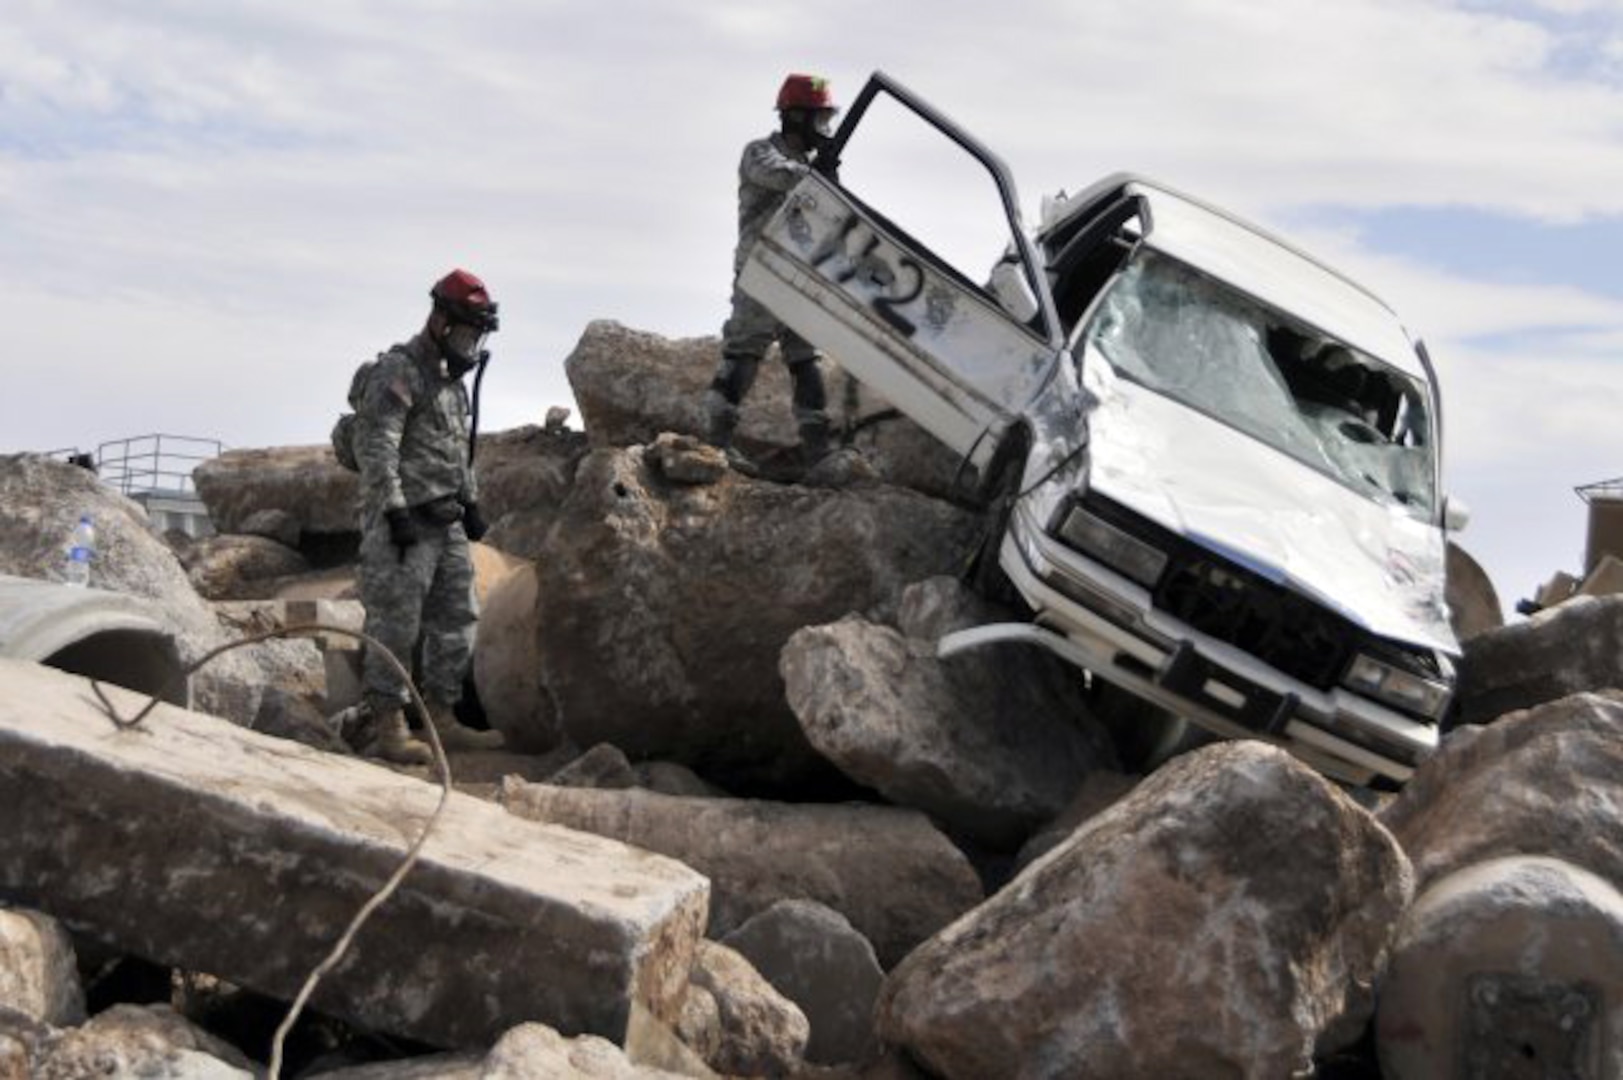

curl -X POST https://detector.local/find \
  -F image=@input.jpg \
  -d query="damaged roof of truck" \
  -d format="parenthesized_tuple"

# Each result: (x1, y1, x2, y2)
(1049, 174, 1429, 379)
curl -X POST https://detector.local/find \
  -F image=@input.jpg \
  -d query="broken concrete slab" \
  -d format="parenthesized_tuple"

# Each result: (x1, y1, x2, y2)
(1376, 856, 1623, 1080)
(498, 780, 983, 969)
(0, 657, 709, 1050)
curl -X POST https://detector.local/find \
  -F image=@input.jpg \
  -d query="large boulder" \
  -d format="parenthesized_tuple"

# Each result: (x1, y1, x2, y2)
(192, 443, 359, 537)
(475, 424, 591, 561)
(190, 427, 589, 560)
(473, 562, 563, 752)
(1381, 690, 1623, 893)
(1452, 594, 1623, 726)
(781, 576, 1116, 849)
(498, 780, 984, 968)
(877, 741, 1414, 1079)
(532, 446, 980, 786)
(563, 320, 965, 500)
(0, 453, 273, 725)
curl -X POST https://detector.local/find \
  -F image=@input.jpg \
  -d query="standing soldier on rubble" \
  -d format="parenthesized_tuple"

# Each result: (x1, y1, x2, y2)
(701, 73, 842, 473)
(348, 269, 506, 763)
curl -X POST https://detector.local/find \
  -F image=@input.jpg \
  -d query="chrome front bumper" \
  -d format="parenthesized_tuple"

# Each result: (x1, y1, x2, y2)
(945, 504, 1440, 785)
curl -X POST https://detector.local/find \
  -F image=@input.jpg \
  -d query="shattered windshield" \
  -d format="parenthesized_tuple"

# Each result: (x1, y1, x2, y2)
(1082, 251, 1437, 519)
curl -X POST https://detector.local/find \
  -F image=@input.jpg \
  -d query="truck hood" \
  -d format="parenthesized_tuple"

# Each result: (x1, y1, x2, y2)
(1081, 365, 1458, 655)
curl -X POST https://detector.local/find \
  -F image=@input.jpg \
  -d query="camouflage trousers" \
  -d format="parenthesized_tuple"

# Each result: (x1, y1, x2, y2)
(357, 513, 477, 709)
(706, 288, 829, 445)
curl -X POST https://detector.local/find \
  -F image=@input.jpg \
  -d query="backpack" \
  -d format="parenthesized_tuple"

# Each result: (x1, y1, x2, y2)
(330, 355, 383, 471)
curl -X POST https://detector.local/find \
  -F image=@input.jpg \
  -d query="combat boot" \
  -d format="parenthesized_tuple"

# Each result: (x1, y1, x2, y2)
(355, 707, 434, 767)
(426, 699, 506, 752)
(796, 416, 833, 469)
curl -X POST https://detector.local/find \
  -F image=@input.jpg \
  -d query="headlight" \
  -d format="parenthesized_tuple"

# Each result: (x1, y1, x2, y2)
(1343, 653, 1451, 720)
(1054, 505, 1167, 587)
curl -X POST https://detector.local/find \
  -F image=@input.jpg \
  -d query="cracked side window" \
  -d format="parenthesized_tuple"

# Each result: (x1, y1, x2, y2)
(1084, 251, 1437, 519)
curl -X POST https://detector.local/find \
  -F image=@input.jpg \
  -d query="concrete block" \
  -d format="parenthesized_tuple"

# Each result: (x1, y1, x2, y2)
(1377, 856, 1623, 1079)
(323, 646, 364, 713)
(0, 657, 709, 1050)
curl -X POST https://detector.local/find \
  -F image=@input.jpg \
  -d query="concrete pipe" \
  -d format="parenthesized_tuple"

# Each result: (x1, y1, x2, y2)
(0, 574, 188, 707)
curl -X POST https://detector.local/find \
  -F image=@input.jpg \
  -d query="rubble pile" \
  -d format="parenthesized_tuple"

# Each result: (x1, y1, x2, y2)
(2, 322, 1621, 1079)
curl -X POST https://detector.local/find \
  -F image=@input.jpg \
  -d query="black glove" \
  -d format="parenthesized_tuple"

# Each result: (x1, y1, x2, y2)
(812, 149, 840, 182)
(384, 507, 419, 562)
(460, 500, 489, 542)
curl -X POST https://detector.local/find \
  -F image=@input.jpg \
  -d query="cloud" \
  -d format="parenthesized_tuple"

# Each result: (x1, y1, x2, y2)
(2, 0, 1621, 607)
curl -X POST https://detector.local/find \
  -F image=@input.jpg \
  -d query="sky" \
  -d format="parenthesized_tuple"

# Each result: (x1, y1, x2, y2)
(1, 0, 1620, 614)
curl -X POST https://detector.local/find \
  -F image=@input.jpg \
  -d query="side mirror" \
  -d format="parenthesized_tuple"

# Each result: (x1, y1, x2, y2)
(1443, 495, 1471, 533)
(988, 256, 1040, 324)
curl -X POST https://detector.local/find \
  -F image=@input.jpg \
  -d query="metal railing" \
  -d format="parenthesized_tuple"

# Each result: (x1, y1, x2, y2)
(1576, 477, 1623, 504)
(96, 434, 224, 496)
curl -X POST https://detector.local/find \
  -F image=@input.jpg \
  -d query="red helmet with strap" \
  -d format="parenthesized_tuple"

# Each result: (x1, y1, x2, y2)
(430, 269, 499, 332)
(776, 73, 836, 112)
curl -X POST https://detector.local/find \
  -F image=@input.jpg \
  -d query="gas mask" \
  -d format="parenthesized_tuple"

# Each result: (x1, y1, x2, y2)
(439, 322, 489, 377)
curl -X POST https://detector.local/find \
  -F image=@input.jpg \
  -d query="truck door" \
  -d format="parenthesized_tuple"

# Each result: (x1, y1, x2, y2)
(737, 71, 1063, 477)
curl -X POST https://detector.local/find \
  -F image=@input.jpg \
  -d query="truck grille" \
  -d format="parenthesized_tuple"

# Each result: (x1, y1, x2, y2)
(1077, 495, 1353, 690)
(1153, 555, 1350, 690)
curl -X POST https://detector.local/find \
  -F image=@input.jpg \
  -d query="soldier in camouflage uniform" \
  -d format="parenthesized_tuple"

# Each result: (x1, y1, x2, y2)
(349, 269, 506, 763)
(702, 73, 842, 471)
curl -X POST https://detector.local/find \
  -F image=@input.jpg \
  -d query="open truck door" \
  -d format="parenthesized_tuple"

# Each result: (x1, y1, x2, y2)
(737, 71, 1065, 482)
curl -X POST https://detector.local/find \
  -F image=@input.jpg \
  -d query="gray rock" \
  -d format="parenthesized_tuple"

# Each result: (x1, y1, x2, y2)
(781, 578, 1116, 848)
(643, 433, 728, 486)
(0, 453, 273, 725)
(549, 743, 638, 789)
(193, 443, 360, 537)
(1382, 690, 1623, 893)
(722, 900, 883, 1065)
(0, 658, 709, 1049)
(532, 447, 980, 787)
(498, 780, 983, 968)
(183, 534, 310, 601)
(877, 741, 1414, 1079)
(688, 940, 809, 1078)
(633, 761, 727, 799)
(564, 320, 965, 501)
(30, 1003, 255, 1079)
(239, 507, 303, 548)
(1454, 594, 1623, 726)
(1377, 856, 1623, 1080)
(0, 907, 84, 1027)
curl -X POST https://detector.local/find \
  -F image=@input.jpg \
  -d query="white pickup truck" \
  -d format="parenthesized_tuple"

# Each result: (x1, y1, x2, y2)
(739, 71, 1465, 787)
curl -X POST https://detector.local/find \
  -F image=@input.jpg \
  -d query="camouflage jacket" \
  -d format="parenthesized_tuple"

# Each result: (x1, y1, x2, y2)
(352, 331, 476, 524)
(732, 131, 811, 275)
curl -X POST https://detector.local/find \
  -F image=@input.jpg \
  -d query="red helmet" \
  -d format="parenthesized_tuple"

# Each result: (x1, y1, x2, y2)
(430, 268, 499, 331)
(776, 73, 836, 112)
